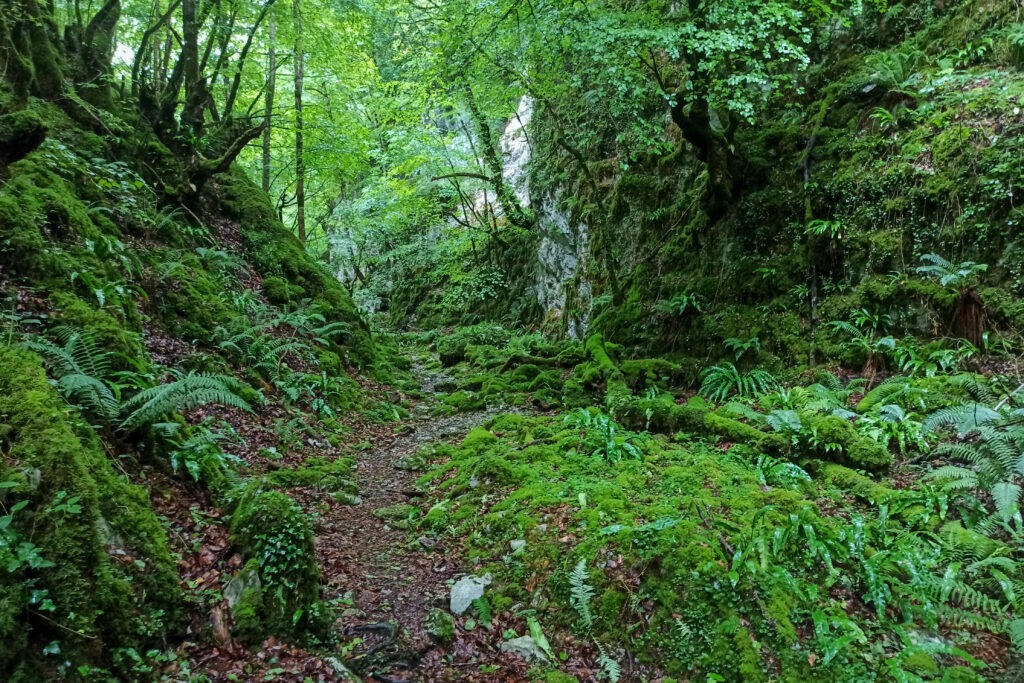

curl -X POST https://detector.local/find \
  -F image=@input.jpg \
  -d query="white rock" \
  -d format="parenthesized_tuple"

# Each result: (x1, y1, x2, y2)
(500, 635, 549, 663)
(449, 573, 492, 615)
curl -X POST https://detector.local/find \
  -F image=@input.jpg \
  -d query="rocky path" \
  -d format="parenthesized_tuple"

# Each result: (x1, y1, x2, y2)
(181, 355, 540, 682)
(293, 357, 525, 682)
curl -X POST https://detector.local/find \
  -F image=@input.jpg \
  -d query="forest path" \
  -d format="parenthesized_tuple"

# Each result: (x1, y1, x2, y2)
(293, 355, 528, 682)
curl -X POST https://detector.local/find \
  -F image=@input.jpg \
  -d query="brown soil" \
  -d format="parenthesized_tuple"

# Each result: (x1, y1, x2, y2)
(173, 356, 548, 682)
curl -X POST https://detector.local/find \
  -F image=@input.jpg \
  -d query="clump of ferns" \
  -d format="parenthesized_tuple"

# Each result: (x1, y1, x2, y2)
(924, 401, 1024, 522)
(19, 327, 259, 465)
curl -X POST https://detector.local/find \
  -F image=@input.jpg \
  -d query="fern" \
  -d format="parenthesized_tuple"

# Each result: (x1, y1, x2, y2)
(569, 558, 595, 631)
(924, 402, 1003, 435)
(700, 362, 778, 403)
(120, 372, 257, 432)
(20, 329, 120, 421)
(472, 596, 492, 627)
(593, 639, 621, 682)
(857, 376, 925, 413)
(1011, 619, 1024, 654)
(916, 253, 988, 289)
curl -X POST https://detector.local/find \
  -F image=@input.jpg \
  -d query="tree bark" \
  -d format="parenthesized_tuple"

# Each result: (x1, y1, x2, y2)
(668, 99, 735, 223)
(262, 15, 277, 193)
(76, 0, 120, 108)
(293, 0, 306, 244)
(462, 80, 532, 230)
(180, 0, 204, 136)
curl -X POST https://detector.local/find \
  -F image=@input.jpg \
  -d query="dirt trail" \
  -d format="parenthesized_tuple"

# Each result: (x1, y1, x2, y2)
(295, 356, 521, 682)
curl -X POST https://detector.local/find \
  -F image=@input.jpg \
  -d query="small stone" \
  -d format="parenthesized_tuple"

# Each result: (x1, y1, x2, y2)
(223, 565, 261, 608)
(499, 635, 549, 663)
(394, 454, 428, 471)
(510, 539, 526, 552)
(333, 492, 362, 505)
(324, 656, 362, 682)
(424, 607, 456, 644)
(450, 573, 492, 615)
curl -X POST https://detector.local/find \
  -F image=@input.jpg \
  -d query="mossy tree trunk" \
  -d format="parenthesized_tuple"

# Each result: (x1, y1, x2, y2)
(293, 0, 306, 243)
(951, 288, 986, 348)
(73, 0, 121, 109)
(669, 98, 737, 224)
(0, 0, 66, 103)
(463, 79, 533, 231)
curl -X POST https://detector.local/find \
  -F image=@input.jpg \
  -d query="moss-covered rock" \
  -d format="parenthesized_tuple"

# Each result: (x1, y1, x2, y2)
(229, 487, 328, 641)
(212, 169, 374, 366)
(0, 109, 46, 165)
(0, 348, 182, 679)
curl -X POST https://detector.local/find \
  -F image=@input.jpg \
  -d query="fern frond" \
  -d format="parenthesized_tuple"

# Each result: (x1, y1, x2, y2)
(992, 482, 1022, 521)
(120, 372, 255, 432)
(594, 639, 621, 683)
(952, 375, 997, 404)
(57, 374, 119, 420)
(858, 377, 912, 413)
(924, 403, 1001, 435)
(569, 558, 595, 632)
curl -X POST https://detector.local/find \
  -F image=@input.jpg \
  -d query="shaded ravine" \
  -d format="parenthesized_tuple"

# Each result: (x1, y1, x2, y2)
(292, 355, 520, 682)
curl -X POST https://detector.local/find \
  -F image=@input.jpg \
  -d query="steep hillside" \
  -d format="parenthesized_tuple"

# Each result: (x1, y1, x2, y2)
(0, 79, 392, 681)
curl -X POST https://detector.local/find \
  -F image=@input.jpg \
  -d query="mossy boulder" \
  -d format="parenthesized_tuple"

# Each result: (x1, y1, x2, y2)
(424, 608, 456, 643)
(0, 109, 46, 165)
(0, 348, 182, 679)
(801, 414, 892, 470)
(211, 169, 374, 366)
(229, 488, 328, 641)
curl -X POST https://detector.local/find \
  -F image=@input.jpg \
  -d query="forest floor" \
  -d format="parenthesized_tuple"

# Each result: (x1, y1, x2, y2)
(178, 354, 545, 683)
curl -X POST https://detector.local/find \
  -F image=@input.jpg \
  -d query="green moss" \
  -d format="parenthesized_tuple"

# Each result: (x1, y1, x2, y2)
(262, 457, 356, 494)
(0, 109, 46, 165)
(442, 389, 486, 412)
(372, 503, 421, 521)
(424, 607, 456, 644)
(801, 414, 892, 470)
(230, 487, 328, 641)
(817, 463, 893, 504)
(212, 169, 374, 366)
(229, 561, 266, 644)
(262, 275, 306, 305)
(50, 291, 145, 360)
(149, 254, 240, 345)
(0, 348, 182, 677)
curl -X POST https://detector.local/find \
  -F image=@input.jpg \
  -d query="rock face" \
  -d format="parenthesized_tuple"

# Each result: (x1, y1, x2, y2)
(496, 96, 591, 336)
(535, 193, 591, 337)
(223, 564, 261, 607)
(449, 573, 491, 615)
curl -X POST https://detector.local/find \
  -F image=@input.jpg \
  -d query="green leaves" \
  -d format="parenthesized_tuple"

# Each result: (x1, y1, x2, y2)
(119, 371, 256, 433)
(916, 253, 988, 289)
(563, 409, 645, 462)
(699, 362, 778, 403)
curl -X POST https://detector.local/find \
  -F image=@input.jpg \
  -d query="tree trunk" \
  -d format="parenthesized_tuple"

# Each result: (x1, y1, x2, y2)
(1, 0, 65, 102)
(951, 289, 986, 348)
(293, 0, 306, 244)
(180, 0, 204, 137)
(669, 99, 735, 223)
(462, 80, 532, 230)
(76, 0, 120, 108)
(262, 16, 276, 193)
